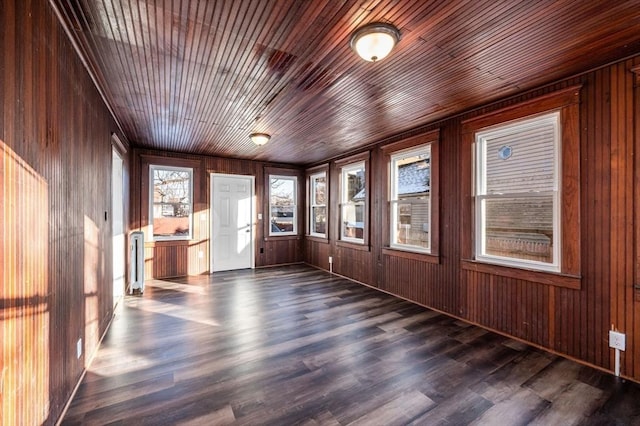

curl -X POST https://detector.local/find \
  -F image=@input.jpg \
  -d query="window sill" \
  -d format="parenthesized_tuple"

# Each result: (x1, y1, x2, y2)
(146, 239, 192, 246)
(264, 235, 301, 242)
(461, 259, 581, 289)
(382, 247, 439, 264)
(305, 235, 329, 244)
(336, 240, 370, 252)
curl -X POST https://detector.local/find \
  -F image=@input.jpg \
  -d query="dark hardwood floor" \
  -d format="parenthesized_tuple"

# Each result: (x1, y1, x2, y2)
(62, 265, 640, 425)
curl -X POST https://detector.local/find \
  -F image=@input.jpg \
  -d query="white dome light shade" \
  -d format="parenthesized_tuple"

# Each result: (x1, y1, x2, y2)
(350, 22, 400, 62)
(250, 132, 270, 146)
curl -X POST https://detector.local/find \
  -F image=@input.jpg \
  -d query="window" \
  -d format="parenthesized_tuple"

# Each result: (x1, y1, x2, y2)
(382, 130, 440, 260)
(340, 161, 366, 243)
(475, 112, 560, 271)
(269, 175, 297, 236)
(390, 144, 431, 253)
(309, 171, 327, 238)
(150, 165, 193, 240)
(461, 85, 581, 286)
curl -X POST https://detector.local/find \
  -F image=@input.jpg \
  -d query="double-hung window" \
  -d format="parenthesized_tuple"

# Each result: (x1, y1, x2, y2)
(390, 145, 432, 253)
(340, 161, 366, 243)
(309, 171, 327, 238)
(475, 112, 560, 271)
(382, 130, 440, 260)
(150, 165, 193, 240)
(269, 175, 297, 236)
(462, 85, 581, 286)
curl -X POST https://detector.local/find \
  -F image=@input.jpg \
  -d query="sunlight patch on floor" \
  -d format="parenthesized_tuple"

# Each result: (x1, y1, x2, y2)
(126, 298, 221, 327)
(145, 280, 208, 295)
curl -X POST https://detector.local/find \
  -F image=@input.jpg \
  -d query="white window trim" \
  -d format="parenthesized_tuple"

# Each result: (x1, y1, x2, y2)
(309, 171, 327, 238)
(269, 175, 298, 236)
(474, 112, 561, 272)
(149, 165, 193, 241)
(340, 161, 365, 244)
(390, 144, 431, 254)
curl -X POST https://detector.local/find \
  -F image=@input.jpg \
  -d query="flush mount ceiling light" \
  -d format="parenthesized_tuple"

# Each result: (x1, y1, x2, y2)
(250, 132, 270, 146)
(350, 22, 400, 62)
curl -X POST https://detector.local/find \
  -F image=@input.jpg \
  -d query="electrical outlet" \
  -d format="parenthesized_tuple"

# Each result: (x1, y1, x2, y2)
(329, 256, 333, 264)
(609, 330, 626, 351)
(77, 338, 83, 359)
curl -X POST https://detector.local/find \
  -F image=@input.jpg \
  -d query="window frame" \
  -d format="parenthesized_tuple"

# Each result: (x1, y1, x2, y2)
(474, 111, 561, 272)
(340, 161, 366, 244)
(268, 174, 298, 237)
(389, 144, 433, 254)
(381, 130, 440, 262)
(308, 169, 328, 239)
(461, 85, 582, 288)
(149, 164, 193, 241)
(335, 152, 370, 247)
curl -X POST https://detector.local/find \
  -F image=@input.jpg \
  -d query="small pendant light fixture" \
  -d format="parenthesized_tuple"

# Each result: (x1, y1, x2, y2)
(350, 22, 400, 62)
(250, 132, 270, 146)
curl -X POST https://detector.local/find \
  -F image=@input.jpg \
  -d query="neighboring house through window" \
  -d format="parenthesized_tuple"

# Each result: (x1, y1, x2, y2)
(339, 158, 367, 244)
(309, 171, 327, 238)
(150, 165, 193, 240)
(475, 112, 560, 271)
(390, 144, 431, 253)
(382, 129, 440, 260)
(461, 85, 581, 286)
(269, 175, 297, 236)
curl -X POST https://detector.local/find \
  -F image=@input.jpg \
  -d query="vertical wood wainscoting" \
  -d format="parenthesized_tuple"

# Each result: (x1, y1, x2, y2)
(1, 1, 130, 423)
(631, 64, 640, 381)
(1, 143, 49, 425)
(305, 55, 640, 382)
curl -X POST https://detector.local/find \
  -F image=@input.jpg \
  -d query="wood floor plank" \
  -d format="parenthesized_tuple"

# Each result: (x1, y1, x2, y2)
(528, 381, 603, 426)
(61, 265, 640, 425)
(347, 390, 435, 426)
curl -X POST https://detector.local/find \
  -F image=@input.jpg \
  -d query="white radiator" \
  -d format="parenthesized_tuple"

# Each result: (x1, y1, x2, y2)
(129, 231, 145, 294)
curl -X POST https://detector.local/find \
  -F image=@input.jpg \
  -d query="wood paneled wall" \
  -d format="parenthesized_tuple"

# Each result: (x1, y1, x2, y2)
(305, 55, 640, 382)
(3, 3, 637, 424)
(1, 142, 49, 426)
(632, 65, 640, 383)
(0, 2, 130, 424)
(131, 149, 303, 278)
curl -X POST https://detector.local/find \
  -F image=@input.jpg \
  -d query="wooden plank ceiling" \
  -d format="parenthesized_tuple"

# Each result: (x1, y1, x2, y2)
(52, 0, 640, 165)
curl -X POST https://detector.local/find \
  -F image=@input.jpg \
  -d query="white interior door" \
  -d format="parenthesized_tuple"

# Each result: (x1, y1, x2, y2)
(211, 174, 254, 272)
(112, 148, 125, 305)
